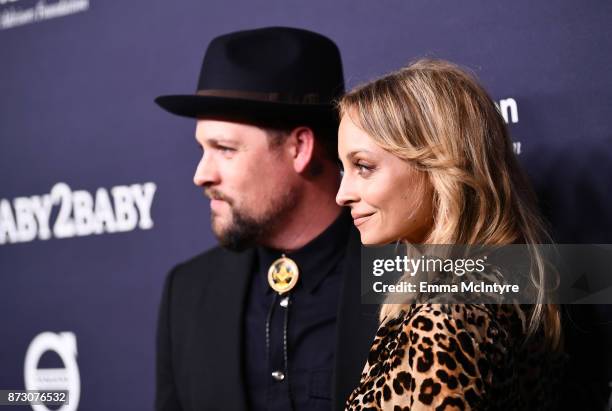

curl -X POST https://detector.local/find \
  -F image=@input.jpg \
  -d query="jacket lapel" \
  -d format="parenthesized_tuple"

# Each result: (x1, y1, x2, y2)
(191, 247, 255, 411)
(333, 228, 379, 410)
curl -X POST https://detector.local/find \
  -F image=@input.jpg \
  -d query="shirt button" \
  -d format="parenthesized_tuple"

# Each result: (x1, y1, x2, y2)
(271, 370, 285, 381)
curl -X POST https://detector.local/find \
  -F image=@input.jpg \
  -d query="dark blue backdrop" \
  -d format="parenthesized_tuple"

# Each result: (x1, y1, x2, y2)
(1, 1, 611, 410)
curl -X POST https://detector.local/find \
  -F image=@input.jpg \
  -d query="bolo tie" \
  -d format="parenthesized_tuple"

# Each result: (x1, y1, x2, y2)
(266, 254, 299, 411)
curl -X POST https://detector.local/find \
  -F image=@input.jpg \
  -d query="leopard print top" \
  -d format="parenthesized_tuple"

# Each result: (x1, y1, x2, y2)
(345, 304, 566, 410)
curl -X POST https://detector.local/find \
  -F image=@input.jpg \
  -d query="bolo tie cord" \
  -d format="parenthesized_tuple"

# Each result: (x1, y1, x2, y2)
(264, 292, 295, 411)
(264, 292, 277, 410)
(283, 294, 294, 411)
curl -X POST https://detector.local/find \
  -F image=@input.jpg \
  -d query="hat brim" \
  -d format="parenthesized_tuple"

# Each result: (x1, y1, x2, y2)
(155, 94, 339, 129)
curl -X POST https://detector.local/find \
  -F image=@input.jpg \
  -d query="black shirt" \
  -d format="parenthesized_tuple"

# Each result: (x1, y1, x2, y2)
(244, 210, 352, 410)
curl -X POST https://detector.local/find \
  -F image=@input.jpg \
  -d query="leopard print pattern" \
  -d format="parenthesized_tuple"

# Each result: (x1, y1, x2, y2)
(345, 303, 565, 410)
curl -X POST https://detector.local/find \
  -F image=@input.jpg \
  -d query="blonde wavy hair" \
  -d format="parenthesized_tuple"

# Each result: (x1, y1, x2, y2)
(339, 59, 561, 350)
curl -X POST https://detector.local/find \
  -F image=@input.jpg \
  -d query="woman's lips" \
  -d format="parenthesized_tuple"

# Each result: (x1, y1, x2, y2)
(353, 213, 374, 227)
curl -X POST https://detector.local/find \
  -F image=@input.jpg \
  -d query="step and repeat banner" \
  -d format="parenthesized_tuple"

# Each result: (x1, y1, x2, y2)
(1, 1, 611, 410)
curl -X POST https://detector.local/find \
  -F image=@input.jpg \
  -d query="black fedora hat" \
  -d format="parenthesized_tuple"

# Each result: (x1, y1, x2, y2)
(155, 27, 344, 129)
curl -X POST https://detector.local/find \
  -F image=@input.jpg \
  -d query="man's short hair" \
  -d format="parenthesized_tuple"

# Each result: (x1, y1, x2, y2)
(263, 123, 338, 163)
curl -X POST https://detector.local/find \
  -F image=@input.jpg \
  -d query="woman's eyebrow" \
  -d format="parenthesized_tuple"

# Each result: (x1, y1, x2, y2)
(346, 149, 373, 159)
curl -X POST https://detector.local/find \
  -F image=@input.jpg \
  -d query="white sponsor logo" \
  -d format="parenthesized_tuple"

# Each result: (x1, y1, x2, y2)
(495, 97, 521, 155)
(496, 98, 519, 125)
(0, 181, 156, 245)
(24, 332, 80, 411)
(0, 0, 89, 30)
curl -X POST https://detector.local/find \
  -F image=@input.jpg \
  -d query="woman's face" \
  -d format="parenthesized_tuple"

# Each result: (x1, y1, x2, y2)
(336, 112, 434, 245)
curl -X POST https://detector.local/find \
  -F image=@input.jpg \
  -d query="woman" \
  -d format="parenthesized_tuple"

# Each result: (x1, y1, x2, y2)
(336, 59, 565, 410)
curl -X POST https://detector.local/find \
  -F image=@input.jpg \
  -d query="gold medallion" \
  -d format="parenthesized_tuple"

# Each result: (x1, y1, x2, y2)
(267, 254, 299, 294)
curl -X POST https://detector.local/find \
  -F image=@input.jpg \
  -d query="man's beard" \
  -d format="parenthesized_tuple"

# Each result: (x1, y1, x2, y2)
(209, 188, 299, 251)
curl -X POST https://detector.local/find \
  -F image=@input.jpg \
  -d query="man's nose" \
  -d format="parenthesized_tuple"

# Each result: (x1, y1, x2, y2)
(193, 154, 219, 187)
(336, 175, 358, 206)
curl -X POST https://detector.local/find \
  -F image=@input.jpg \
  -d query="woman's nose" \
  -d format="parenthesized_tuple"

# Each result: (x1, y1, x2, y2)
(336, 175, 358, 206)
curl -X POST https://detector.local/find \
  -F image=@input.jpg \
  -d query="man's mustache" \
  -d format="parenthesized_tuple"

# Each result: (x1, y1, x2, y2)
(204, 188, 233, 205)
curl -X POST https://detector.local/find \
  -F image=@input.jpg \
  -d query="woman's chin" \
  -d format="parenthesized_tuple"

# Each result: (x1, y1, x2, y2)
(359, 229, 407, 246)
(358, 230, 386, 246)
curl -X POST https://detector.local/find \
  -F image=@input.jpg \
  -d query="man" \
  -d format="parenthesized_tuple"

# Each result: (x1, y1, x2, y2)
(154, 27, 377, 411)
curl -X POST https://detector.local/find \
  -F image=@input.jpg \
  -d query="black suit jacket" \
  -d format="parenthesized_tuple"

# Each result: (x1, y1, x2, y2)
(156, 226, 379, 411)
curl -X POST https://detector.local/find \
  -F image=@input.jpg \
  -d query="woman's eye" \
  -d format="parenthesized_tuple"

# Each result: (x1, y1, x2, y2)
(355, 162, 374, 175)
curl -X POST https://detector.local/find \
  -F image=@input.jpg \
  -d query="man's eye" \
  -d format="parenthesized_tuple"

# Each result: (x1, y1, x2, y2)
(218, 146, 235, 153)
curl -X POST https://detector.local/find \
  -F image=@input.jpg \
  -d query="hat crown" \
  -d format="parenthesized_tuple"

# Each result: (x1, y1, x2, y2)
(155, 26, 343, 126)
(197, 27, 344, 101)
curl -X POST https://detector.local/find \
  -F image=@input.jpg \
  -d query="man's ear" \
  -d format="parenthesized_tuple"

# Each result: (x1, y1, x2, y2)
(288, 127, 315, 174)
